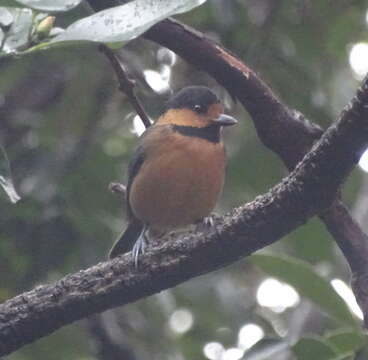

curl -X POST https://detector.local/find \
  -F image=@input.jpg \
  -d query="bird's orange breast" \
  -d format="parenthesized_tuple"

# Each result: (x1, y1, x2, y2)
(129, 131, 226, 231)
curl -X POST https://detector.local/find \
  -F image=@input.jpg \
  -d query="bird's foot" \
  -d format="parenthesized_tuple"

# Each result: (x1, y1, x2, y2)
(202, 216, 215, 227)
(132, 227, 148, 268)
(195, 215, 216, 231)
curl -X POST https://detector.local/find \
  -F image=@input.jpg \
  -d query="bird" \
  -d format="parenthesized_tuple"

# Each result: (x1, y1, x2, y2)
(109, 86, 237, 266)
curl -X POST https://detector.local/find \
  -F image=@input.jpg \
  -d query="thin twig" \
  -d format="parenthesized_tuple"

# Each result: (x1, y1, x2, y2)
(109, 182, 126, 196)
(99, 44, 151, 129)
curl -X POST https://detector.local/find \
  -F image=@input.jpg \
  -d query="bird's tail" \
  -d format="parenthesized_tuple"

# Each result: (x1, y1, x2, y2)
(108, 219, 144, 259)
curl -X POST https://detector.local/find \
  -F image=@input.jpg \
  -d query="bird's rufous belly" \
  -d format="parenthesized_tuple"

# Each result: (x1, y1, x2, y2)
(129, 137, 225, 231)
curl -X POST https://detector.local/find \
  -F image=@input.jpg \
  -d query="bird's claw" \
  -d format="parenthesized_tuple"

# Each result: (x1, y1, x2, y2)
(202, 216, 215, 227)
(132, 228, 148, 268)
(195, 215, 216, 231)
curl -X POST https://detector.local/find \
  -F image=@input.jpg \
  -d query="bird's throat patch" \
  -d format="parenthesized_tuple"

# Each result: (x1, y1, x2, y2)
(172, 124, 221, 143)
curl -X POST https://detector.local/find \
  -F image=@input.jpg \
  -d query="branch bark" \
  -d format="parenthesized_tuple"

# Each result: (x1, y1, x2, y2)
(1, 74, 368, 355)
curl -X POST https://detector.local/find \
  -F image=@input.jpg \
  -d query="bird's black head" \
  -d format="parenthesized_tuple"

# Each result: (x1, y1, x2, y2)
(165, 86, 220, 114)
(157, 86, 237, 130)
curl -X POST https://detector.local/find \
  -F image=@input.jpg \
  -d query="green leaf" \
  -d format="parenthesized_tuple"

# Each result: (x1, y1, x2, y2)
(251, 254, 357, 326)
(0, 0, 82, 12)
(292, 337, 338, 360)
(52, 0, 206, 45)
(2, 8, 32, 52)
(331, 355, 354, 360)
(0, 145, 21, 204)
(326, 329, 368, 354)
(336, 356, 354, 360)
(0, 7, 14, 26)
(0, 1, 19, 7)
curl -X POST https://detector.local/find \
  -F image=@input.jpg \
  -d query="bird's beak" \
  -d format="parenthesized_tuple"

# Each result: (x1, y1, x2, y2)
(213, 114, 238, 126)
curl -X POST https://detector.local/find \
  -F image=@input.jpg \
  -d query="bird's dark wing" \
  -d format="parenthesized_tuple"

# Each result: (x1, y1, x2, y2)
(109, 125, 173, 259)
(108, 218, 143, 259)
(126, 124, 172, 219)
(126, 124, 170, 218)
(108, 133, 148, 259)
(108, 145, 145, 260)
(126, 144, 145, 219)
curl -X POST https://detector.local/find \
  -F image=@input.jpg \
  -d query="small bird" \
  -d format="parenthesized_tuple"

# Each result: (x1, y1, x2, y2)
(109, 86, 237, 265)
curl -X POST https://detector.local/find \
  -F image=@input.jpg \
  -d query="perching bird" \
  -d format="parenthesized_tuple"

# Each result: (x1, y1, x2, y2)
(109, 86, 237, 265)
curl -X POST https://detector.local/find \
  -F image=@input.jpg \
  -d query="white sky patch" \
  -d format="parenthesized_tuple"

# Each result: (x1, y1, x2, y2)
(203, 342, 224, 360)
(168, 308, 194, 334)
(256, 278, 300, 312)
(238, 323, 264, 350)
(349, 42, 368, 79)
(331, 279, 364, 320)
(132, 114, 147, 136)
(144, 69, 170, 93)
(157, 48, 177, 66)
(358, 148, 368, 172)
(222, 348, 244, 360)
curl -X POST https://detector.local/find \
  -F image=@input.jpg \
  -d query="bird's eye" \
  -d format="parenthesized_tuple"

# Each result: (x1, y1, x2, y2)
(194, 104, 202, 113)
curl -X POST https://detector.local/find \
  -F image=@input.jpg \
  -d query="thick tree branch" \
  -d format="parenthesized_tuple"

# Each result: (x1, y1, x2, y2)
(145, 19, 323, 168)
(86, 7, 368, 281)
(1, 75, 368, 355)
(85, 3, 368, 326)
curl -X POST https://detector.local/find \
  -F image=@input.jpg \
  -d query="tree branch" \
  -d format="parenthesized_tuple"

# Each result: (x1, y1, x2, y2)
(321, 200, 368, 319)
(145, 19, 324, 167)
(1, 74, 368, 355)
(85, 3, 368, 329)
(86, 3, 368, 286)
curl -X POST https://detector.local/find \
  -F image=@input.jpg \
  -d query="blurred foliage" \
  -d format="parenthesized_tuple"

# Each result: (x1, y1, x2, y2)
(251, 254, 357, 327)
(1, 1, 368, 359)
